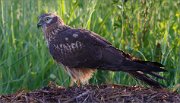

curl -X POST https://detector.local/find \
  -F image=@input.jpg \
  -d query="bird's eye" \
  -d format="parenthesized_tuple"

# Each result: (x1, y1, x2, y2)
(45, 18, 50, 21)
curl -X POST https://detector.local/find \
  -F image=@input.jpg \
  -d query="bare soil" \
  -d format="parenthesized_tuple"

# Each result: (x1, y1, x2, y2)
(0, 84, 180, 103)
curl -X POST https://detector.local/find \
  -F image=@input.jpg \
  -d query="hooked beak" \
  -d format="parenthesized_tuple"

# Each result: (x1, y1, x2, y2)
(37, 20, 43, 28)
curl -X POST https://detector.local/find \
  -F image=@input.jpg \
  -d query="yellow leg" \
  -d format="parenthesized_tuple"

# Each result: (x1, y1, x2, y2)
(69, 79, 81, 87)
(76, 80, 81, 87)
(70, 78, 75, 87)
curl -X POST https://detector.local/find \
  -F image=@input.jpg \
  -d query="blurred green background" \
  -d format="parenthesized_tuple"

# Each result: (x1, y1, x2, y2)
(0, 0, 179, 94)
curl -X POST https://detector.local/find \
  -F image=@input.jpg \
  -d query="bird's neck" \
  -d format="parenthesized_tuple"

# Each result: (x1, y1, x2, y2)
(43, 21, 70, 42)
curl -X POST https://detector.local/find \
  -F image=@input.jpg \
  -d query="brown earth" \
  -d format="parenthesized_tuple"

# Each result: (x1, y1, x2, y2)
(0, 84, 180, 103)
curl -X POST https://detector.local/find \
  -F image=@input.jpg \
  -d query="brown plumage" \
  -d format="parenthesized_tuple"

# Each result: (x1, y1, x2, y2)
(37, 13, 167, 88)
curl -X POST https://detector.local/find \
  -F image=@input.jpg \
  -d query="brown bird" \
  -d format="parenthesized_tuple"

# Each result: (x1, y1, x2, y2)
(37, 13, 166, 88)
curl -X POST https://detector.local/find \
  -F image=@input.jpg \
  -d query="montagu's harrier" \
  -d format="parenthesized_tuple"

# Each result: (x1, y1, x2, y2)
(37, 13, 166, 88)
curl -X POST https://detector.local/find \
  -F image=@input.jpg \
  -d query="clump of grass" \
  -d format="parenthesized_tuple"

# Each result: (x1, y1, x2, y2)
(0, 0, 179, 94)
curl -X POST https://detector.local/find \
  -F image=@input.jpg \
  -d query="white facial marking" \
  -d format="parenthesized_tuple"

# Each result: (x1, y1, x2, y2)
(46, 19, 52, 23)
(73, 33, 78, 38)
(44, 15, 54, 24)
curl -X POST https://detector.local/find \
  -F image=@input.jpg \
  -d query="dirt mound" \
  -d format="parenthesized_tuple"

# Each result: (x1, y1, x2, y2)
(0, 84, 179, 103)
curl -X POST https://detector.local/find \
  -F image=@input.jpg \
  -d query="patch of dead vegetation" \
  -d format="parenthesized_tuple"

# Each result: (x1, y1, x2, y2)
(0, 84, 180, 103)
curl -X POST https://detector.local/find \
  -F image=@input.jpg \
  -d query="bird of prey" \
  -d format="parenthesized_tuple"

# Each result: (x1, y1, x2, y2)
(37, 13, 166, 88)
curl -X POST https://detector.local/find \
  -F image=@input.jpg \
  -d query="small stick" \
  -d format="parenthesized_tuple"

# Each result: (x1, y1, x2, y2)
(64, 90, 90, 103)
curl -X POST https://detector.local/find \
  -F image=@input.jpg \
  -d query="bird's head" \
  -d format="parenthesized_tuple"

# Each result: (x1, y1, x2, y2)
(37, 13, 64, 29)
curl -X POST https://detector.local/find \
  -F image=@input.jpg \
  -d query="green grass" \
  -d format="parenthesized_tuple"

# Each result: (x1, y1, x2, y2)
(0, 0, 179, 94)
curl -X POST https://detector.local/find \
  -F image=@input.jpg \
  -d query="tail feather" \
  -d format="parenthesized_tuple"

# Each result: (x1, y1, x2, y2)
(101, 47, 166, 72)
(134, 60, 164, 67)
(120, 60, 166, 88)
(148, 72, 166, 80)
(120, 60, 166, 73)
(100, 47, 166, 88)
(129, 71, 165, 88)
